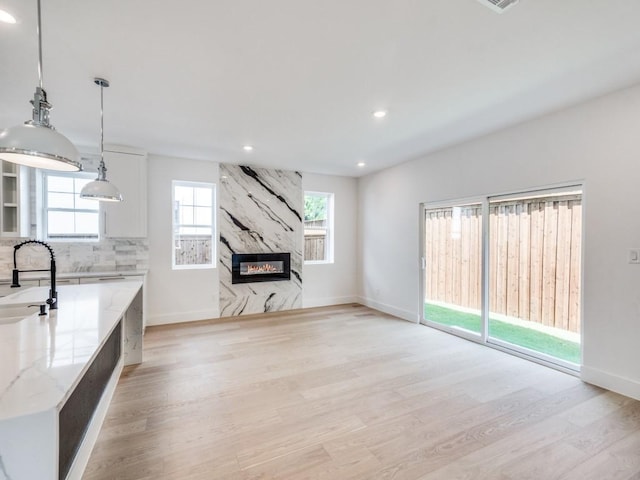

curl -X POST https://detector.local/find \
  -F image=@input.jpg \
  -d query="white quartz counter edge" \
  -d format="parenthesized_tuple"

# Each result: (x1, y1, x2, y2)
(0, 281, 143, 421)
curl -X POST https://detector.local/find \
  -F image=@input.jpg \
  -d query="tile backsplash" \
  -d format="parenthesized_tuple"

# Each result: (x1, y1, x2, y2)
(0, 238, 148, 277)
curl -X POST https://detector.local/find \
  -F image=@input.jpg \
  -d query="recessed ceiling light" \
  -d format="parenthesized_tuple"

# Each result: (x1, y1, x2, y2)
(243, 145, 253, 152)
(372, 110, 387, 119)
(0, 9, 16, 24)
(357, 161, 366, 167)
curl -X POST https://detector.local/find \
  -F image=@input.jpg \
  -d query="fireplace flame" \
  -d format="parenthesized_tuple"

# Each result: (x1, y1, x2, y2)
(245, 263, 281, 274)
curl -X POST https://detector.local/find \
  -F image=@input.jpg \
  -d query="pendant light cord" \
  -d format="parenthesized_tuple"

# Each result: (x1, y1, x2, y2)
(31, 0, 51, 127)
(94, 78, 110, 180)
(36, 0, 43, 90)
(100, 81, 104, 167)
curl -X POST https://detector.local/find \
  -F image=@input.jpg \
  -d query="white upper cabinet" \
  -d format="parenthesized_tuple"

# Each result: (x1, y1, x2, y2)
(102, 145, 148, 238)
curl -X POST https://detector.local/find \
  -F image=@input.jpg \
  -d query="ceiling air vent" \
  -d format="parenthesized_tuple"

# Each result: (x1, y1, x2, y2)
(476, 0, 520, 13)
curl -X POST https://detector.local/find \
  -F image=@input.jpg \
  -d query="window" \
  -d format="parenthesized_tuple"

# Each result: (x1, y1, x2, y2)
(43, 172, 99, 240)
(304, 191, 333, 263)
(172, 181, 215, 269)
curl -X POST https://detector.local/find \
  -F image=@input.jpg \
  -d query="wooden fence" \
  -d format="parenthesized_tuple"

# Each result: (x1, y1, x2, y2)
(174, 235, 212, 266)
(304, 220, 327, 261)
(424, 194, 582, 333)
(305, 235, 326, 261)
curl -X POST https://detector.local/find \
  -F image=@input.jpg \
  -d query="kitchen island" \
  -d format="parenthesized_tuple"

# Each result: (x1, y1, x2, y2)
(0, 281, 144, 480)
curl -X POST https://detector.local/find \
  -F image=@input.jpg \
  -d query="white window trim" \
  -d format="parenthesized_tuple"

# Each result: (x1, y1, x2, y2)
(41, 171, 101, 242)
(304, 191, 334, 265)
(172, 180, 216, 270)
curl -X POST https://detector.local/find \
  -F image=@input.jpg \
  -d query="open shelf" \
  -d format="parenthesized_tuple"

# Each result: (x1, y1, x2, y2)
(0, 160, 28, 236)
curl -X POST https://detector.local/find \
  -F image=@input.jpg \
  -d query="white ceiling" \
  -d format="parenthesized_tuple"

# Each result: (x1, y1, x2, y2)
(2, 0, 640, 177)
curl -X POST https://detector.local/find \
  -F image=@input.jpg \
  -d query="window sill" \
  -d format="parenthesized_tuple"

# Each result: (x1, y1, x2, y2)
(44, 237, 100, 243)
(172, 264, 217, 271)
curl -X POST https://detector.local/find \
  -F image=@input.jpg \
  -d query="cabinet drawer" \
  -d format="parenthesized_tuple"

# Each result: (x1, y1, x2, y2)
(79, 275, 145, 285)
(53, 278, 80, 286)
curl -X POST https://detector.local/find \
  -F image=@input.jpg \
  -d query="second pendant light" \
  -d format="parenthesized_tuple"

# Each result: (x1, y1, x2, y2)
(80, 78, 122, 202)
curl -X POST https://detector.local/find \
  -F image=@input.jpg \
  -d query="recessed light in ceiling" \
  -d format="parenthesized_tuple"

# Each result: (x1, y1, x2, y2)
(357, 161, 366, 167)
(0, 9, 16, 24)
(372, 110, 387, 119)
(243, 145, 254, 152)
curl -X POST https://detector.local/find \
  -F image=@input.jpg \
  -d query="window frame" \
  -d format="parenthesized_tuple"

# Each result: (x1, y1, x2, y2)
(41, 171, 101, 242)
(172, 180, 216, 270)
(303, 191, 334, 265)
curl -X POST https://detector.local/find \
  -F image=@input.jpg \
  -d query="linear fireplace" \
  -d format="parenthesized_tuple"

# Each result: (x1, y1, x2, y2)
(231, 253, 291, 284)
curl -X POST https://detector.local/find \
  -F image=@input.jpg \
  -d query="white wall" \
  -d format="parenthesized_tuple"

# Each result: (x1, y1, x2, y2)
(358, 83, 640, 400)
(146, 163, 358, 324)
(146, 155, 220, 325)
(302, 173, 358, 307)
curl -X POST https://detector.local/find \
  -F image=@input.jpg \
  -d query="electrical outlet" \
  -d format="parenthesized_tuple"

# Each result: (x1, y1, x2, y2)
(629, 249, 640, 264)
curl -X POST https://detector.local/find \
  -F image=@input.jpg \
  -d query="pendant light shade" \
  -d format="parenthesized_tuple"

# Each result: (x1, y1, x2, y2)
(0, 0, 81, 171)
(79, 171, 122, 202)
(80, 78, 122, 202)
(0, 123, 81, 171)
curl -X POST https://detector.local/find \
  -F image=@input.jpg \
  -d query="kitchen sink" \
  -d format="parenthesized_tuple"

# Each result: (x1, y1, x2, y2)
(0, 303, 44, 324)
(0, 316, 27, 325)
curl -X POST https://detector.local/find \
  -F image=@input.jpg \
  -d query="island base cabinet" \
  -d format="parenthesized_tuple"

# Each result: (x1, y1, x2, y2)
(63, 357, 124, 480)
(0, 282, 144, 479)
(59, 321, 121, 480)
(0, 324, 123, 480)
(0, 409, 57, 479)
(123, 288, 144, 365)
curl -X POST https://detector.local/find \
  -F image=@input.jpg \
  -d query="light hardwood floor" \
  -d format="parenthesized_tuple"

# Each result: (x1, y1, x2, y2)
(83, 304, 640, 480)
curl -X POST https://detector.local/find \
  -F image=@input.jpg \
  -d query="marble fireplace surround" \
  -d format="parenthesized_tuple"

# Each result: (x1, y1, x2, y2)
(219, 164, 303, 316)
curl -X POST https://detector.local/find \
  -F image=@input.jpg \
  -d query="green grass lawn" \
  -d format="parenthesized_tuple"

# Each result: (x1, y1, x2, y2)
(424, 303, 580, 365)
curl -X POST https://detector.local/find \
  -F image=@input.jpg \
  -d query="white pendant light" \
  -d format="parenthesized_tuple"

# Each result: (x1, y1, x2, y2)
(0, 0, 81, 171)
(80, 78, 122, 202)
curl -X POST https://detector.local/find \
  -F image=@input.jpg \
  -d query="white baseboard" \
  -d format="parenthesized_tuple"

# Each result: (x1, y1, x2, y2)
(357, 296, 419, 323)
(303, 295, 359, 309)
(147, 309, 220, 326)
(148, 301, 419, 326)
(581, 365, 640, 401)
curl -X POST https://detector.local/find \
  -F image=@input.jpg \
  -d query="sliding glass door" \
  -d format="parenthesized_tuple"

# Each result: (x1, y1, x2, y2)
(487, 189, 582, 367)
(422, 202, 483, 339)
(422, 186, 582, 370)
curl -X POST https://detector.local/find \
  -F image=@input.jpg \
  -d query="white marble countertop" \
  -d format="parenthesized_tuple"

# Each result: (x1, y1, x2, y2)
(0, 281, 143, 421)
